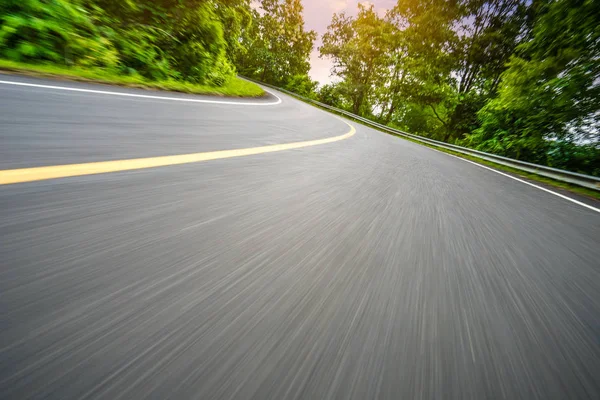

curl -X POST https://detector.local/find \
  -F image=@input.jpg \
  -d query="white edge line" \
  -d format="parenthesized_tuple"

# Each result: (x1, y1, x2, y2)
(325, 107, 599, 214)
(431, 147, 600, 214)
(312, 102, 599, 214)
(0, 79, 282, 106)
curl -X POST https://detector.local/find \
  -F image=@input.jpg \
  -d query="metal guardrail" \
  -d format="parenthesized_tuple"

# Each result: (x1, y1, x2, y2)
(247, 78, 600, 191)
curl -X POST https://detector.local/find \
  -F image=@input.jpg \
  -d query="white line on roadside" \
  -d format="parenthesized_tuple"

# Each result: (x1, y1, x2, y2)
(0, 79, 282, 106)
(439, 150, 600, 214)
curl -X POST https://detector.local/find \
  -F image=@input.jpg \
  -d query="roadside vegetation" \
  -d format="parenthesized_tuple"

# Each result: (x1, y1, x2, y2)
(0, 0, 598, 176)
(0, 0, 318, 97)
(0, 59, 265, 97)
(312, 0, 599, 177)
(0, 0, 270, 97)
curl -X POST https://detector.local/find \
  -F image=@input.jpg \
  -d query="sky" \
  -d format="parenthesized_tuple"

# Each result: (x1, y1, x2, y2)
(302, 0, 396, 84)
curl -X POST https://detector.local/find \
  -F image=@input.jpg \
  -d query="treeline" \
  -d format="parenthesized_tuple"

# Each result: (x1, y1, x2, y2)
(313, 0, 600, 176)
(236, 0, 316, 88)
(0, 0, 315, 90)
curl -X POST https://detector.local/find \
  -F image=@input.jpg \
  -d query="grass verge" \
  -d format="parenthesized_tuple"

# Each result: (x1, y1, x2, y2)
(0, 59, 265, 97)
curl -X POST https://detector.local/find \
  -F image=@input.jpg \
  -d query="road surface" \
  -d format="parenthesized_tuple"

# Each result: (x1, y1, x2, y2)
(1, 74, 600, 399)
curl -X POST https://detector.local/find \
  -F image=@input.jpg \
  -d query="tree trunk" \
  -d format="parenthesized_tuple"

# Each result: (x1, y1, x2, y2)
(384, 103, 395, 124)
(261, 65, 267, 81)
(353, 91, 364, 115)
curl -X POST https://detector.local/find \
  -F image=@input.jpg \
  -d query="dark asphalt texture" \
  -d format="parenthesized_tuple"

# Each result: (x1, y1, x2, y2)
(1, 75, 600, 400)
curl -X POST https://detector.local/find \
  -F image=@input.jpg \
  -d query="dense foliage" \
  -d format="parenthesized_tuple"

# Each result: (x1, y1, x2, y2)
(472, 0, 600, 172)
(0, 0, 119, 68)
(236, 0, 316, 87)
(0, 0, 252, 86)
(0, 0, 316, 89)
(318, 0, 599, 176)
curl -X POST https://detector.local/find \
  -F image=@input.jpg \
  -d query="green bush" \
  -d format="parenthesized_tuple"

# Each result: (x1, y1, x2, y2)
(284, 74, 318, 99)
(0, 0, 241, 87)
(109, 26, 173, 80)
(0, 0, 117, 67)
(206, 55, 236, 86)
(167, 2, 234, 84)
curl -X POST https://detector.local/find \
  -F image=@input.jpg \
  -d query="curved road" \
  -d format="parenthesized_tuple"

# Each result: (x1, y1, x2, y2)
(1, 74, 600, 399)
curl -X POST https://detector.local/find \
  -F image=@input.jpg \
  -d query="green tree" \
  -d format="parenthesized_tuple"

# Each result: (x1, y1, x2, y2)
(447, 0, 528, 139)
(284, 74, 318, 98)
(473, 0, 600, 165)
(320, 0, 527, 138)
(213, 0, 253, 63)
(317, 82, 351, 110)
(319, 3, 388, 115)
(372, 10, 410, 124)
(87, 0, 240, 84)
(386, 0, 527, 140)
(0, 0, 118, 67)
(237, 0, 316, 86)
(0, 0, 257, 87)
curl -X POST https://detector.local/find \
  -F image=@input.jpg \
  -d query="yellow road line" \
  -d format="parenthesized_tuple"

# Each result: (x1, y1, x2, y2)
(0, 120, 355, 185)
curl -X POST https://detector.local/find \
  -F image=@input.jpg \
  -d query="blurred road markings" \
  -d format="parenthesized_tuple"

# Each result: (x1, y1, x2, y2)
(0, 120, 355, 185)
(0, 79, 282, 106)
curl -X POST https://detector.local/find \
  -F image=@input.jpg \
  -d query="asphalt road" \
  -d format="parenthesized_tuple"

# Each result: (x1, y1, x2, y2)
(1, 74, 600, 400)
